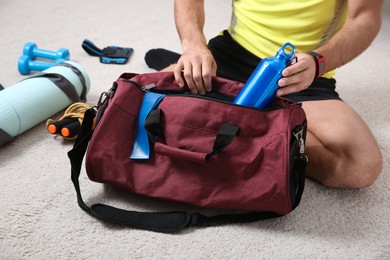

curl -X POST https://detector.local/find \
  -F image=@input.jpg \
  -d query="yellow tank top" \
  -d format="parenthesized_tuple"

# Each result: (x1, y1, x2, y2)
(228, 0, 348, 78)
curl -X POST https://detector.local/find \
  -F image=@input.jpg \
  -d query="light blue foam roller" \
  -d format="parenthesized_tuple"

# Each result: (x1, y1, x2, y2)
(0, 61, 90, 146)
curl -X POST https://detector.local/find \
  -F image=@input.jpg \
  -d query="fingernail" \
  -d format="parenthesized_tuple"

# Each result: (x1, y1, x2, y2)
(178, 82, 184, 88)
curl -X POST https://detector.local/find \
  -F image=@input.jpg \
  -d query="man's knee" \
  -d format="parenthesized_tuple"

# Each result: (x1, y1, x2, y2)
(321, 152, 383, 189)
(352, 154, 382, 188)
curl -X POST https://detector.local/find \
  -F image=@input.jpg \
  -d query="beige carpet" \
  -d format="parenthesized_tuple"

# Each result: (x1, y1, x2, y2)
(1, 0, 389, 259)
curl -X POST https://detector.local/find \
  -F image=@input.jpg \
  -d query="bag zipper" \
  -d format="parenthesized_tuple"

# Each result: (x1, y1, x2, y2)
(121, 79, 284, 111)
(134, 80, 236, 103)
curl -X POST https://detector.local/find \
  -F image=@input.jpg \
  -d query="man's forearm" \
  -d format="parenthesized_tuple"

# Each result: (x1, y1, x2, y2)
(174, 0, 207, 50)
(315, 0, 383, 72)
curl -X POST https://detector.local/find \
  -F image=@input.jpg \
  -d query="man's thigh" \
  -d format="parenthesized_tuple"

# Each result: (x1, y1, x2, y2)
(302, 99, 382, 187)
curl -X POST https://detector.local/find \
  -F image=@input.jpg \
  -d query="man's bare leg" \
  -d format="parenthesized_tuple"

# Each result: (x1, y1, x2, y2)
(302, 100, 382, 188)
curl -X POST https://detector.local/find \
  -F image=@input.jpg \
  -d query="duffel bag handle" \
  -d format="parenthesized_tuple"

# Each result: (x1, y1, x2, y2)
(147, 110, 240, 164)
(155, 142, 208, 164)
(69, 108, 303, 233)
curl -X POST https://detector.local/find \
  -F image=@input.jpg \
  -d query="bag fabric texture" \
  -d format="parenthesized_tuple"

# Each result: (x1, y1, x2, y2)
(69, 71, 308, 233)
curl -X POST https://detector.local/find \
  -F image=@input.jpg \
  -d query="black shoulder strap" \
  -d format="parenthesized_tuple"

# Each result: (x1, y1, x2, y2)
(68, 109, 306, 233)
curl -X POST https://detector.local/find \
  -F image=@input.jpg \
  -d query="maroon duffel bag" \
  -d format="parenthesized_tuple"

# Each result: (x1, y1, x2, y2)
(68, 71, 308, 233)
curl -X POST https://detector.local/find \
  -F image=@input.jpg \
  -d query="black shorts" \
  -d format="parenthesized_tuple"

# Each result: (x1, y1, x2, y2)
(207, 30, 341, 102)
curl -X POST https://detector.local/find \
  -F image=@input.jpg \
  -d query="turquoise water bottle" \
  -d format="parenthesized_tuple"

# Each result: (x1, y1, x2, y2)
(233, 42, 296, 109)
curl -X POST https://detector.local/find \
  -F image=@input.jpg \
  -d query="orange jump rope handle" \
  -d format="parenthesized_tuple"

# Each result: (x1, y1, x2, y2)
(47, 118, 77, 134)
(61, 120, 81, 138)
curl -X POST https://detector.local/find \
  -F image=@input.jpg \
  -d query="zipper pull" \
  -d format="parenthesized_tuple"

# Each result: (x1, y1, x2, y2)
(141, 83, 156, 92)
(293, 126, 305, 155)
(97, 91, 108, 108)
(95, 82, 118, 109)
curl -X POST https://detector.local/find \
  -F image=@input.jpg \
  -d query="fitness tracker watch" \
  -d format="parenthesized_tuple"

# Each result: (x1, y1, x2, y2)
(307, 51, 326, 78)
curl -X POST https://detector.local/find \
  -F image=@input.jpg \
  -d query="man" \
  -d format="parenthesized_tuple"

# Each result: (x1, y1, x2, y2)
(165, 0, 383, 189)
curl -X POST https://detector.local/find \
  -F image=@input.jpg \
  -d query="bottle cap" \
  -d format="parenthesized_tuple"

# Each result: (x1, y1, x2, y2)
(278, 42, 295, 61)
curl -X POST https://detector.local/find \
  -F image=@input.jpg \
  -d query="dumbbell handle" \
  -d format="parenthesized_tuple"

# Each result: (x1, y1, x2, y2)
(23, 42, 70, 60)
(18, 55, 64, 75)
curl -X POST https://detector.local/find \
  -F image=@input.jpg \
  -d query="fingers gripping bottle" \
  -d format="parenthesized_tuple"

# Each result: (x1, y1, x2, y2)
(233, 42, 296, 109)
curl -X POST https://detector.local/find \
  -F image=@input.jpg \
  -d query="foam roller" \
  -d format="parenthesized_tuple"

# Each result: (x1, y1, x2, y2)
(0, 61, 90, 146)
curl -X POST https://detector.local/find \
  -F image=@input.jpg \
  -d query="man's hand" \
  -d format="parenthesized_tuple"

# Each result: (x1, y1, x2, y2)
(173, 0, 217, 95)
(173, 45, 217, 95)
(277, 52, 316, 96)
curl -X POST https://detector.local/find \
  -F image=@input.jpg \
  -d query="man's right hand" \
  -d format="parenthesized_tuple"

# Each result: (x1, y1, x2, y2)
(173, 45, 217, 95)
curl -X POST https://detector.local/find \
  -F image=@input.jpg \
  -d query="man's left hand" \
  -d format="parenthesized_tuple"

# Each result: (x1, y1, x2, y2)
(277, 52, 317, 96)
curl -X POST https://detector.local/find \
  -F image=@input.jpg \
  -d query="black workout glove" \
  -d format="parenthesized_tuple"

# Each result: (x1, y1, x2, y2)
(82, 39, 133, 65)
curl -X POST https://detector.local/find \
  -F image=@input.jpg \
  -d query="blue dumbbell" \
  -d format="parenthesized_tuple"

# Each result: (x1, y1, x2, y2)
(18, 55, 64, 75)
(23, 42, 70, 61)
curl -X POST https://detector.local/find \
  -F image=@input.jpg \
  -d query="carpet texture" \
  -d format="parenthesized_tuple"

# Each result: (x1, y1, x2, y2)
(1, 0, 389, 259)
